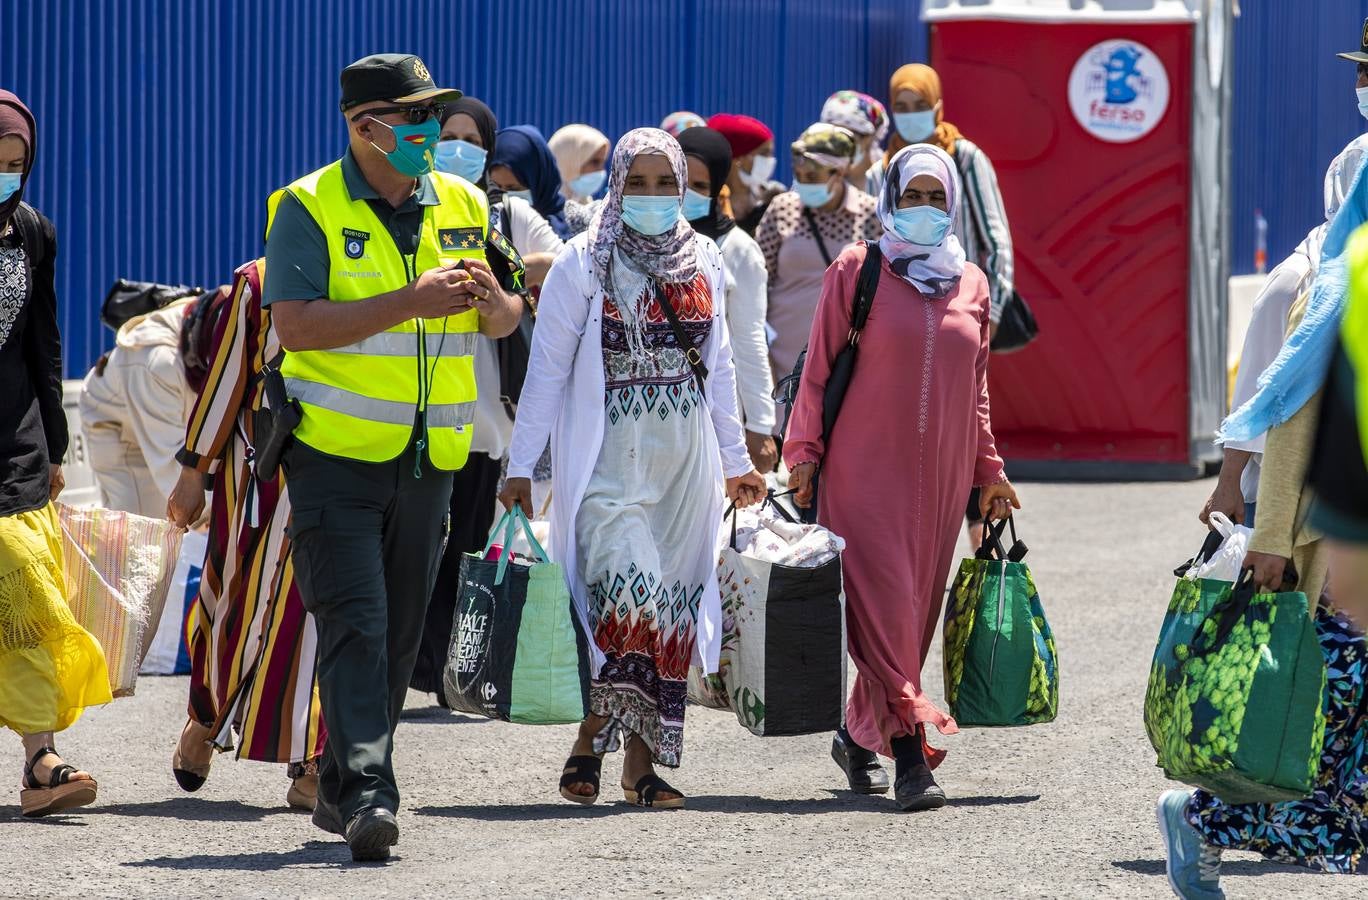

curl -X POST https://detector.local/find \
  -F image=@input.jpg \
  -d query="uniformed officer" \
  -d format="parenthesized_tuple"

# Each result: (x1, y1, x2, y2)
(1338, 15, 1368, 117)
(262, 54, 522, 862)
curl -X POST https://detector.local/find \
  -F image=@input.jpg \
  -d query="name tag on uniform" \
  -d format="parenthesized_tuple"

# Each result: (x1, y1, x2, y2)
(342, 227, 370, 259)
(439, 227, 483, 251)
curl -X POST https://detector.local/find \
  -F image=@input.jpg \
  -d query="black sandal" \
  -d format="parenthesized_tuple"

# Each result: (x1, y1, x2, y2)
(20, 747, 98, 818)
(558, 755, 602, 805)
(623, 773, 685, 809)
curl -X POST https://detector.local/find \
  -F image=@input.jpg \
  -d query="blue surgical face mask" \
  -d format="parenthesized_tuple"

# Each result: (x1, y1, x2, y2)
(504, 188, 533, 204)
(0, 172, 19, 204)
(570, 170, 607, 197)
(682, 188, 713, 221)
(1357, 86, 1368, 122)
(621, 195, 682, 236)
(368, 116, 440, 177)
(793, 179, 834, 209)
(894, 108, 938, 143)
(893, 205, 952, 246)
(434, 139, 487, 184)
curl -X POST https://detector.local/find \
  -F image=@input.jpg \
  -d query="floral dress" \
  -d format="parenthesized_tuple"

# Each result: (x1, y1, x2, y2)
(1188, 604, 1368, 872)
(575, 273, 715, 767)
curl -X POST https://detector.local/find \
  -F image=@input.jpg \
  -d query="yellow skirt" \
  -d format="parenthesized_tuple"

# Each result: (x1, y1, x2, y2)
(0, 503, 112, 734)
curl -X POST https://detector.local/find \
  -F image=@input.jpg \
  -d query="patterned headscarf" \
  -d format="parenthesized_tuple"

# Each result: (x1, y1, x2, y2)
(820, 90, 890, 145)
(588, 127, 698, 364)
(791, 122, 857, 172)
(878, 144, 965, 300)
(660, 111, 706, 138)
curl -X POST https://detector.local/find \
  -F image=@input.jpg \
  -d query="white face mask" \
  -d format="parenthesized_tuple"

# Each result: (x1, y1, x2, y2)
(739, 154, 776, 190)
(1357, 85, 1368, 122)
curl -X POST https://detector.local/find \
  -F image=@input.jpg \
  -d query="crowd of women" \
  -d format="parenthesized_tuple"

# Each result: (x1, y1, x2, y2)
(1, 45, 1364, 889)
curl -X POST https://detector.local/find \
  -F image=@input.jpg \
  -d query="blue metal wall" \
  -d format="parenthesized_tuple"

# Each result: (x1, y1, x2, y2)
(5, 1, 1355, 375)
(1, 0, 927, 375)
(1230, 1, 1368, 277)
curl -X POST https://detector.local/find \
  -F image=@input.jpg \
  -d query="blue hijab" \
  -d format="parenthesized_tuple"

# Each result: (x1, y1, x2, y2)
(1218, 155, 1368, 444)
(491, 125, 570, 239)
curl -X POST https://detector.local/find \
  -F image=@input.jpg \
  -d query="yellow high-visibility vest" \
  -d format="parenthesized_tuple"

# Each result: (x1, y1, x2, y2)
(265, 160, 487, 470)
(1346, 224, 1368, 460)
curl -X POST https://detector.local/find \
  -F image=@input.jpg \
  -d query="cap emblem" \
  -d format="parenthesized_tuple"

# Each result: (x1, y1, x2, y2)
(413, 59, 430, 82)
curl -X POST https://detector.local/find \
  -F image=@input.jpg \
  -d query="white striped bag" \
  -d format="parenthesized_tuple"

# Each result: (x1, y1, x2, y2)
(57, 504, 183, 696)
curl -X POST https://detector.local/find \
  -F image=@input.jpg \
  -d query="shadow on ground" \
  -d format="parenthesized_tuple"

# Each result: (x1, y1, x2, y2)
(121, 840, 381, 871)
(1112, 858, 1318, 878)
(89, 798, 297, 822)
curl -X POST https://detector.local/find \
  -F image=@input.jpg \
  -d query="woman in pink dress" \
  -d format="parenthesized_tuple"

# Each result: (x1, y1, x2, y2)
(785, 144, 1020, 811)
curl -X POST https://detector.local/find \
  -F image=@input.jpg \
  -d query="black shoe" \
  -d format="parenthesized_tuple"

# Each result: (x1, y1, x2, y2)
(831, 732, 890, 795)
(894, 763, 947, 812)
(345, 807, 399, 862)
(312, 796, 344, 836)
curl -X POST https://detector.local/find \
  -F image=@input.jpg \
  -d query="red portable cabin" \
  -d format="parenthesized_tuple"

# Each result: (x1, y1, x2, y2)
(922, 0, 1233, 477)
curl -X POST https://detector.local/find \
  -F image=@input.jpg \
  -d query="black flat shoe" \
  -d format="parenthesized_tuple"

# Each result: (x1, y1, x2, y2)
(894, 763, 947, 812)
(831, 732, 890, 795)
(345, 807, 399, 862)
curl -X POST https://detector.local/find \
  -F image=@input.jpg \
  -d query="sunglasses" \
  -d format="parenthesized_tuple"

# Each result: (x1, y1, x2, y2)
(351, 103, 444, 125)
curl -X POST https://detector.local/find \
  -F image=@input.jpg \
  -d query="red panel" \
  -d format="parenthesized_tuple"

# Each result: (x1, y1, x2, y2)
(932, 21, 1194, 464)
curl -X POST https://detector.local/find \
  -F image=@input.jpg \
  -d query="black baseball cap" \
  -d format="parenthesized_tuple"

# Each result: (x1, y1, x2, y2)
(339, 53, 461, 112)
(1337, 18, 1368, 63)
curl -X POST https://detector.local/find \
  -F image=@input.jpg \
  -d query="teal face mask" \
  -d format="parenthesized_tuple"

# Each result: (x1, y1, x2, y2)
(893, 205, 952, 245)
(369, 117, 440, 177)
(682, 188, 713, 221)
(434, 139, 487, 183)
(0, 172, 19, 204)
(894, 109, 938, 143)
(621, 195, 681, 235)
(504, 189, 533, 204)
(793, 180, 833, 209)
(570, 170, 607, 197)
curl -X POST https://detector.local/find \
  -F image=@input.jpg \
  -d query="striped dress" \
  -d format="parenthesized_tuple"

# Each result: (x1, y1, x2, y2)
(179, 259, 325, 765)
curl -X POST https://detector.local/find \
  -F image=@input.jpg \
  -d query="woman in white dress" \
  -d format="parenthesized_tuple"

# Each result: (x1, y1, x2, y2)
(501, 128, 765, 809)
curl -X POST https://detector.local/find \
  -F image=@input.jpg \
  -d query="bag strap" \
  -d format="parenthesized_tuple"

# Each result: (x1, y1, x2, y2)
(1175, 529, 1226, 578)
(654, 282, 708, 397)
(485, 507, 550, 586)
(724, 489, 802, 550)
(848, 242, 883, 336)
(10, 203, 45, 268)
(801, 205, 834, 267)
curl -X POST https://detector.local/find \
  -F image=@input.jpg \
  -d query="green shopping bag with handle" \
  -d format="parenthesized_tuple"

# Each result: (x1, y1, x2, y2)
(943, 517, 1058, 727)
(442, 507, 590, 725)
(1143, 556, 1326, 805)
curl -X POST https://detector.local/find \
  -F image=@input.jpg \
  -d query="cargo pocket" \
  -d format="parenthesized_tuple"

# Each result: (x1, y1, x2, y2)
(286, 507, 334, 612)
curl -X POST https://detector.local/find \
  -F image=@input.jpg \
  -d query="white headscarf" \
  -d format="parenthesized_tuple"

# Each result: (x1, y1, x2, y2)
(548, 124, 610, 199)
(877, 144, 966, 299)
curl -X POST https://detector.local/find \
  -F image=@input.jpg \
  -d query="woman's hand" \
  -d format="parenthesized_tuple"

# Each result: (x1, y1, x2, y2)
(787, 462, 817, 509)
(167, 466, 207, 530)
(726, 470, 767, 508)
(499, 477, 534, 517)
(47, 465, 65, 502)
(745, 430, 778, 474)
(1200, 476, 1246, 526)
(978, 480, 1021, 522)
(1243, 550, 1290, 593)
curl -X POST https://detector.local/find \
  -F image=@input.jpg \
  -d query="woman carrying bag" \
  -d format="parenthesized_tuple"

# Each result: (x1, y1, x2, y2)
(501, 128, 765, 810)
(785, 144, 1019, 812)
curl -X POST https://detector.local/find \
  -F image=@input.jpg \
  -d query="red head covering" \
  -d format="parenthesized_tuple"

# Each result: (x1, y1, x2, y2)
(706, 113, 773, 159)
(0, 90, 36, 228)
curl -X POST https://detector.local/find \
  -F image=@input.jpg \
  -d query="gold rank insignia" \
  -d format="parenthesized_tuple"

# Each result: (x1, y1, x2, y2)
(413, 59, 430, 82)
(439, 227, 483, 250)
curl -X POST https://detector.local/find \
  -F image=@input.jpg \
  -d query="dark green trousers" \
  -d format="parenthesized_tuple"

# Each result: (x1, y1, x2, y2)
(285, 438, 452, 823)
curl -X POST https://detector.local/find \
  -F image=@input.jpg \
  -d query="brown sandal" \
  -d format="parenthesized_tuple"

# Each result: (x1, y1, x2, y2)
(20, 747, 97, 817)
(172, 719, 214, 792)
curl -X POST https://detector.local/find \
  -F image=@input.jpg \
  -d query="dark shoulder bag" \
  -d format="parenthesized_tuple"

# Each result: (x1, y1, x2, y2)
(801, 206, 835, 268)
(11, 202, 47, 268)
(954, 141, 1039, 354)
(654, 283, 709, 397)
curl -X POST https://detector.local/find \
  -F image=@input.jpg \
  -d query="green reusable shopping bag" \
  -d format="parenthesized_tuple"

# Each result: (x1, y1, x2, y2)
(1143, 563, 1327, 805)
(443, 508, 590, 725)
(943, 518, 1058, 727)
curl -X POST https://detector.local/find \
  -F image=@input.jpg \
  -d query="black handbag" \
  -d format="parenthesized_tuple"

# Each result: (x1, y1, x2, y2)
(101, 278, 203, 331)
(989, 288, 1039, 354)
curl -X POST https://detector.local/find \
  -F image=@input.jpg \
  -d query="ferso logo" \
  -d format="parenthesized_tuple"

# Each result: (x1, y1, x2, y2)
(1068, 40, 1170, 143)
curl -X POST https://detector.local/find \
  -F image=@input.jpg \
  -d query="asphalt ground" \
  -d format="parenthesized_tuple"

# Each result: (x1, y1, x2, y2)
(0, 477, 1362, 898)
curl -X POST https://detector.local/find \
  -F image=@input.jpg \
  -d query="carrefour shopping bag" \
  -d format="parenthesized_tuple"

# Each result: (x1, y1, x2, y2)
(1143, 569, 1325, 804)
(57, 504, 183, 697)
(443, 507, 589, 725)
(688, 496, 847, 736)
(943, 517, 1058, 727)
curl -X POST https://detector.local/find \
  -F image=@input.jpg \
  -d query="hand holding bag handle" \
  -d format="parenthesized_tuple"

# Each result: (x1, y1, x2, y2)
(725, 489, 802, 550)
(484, 507, 551, 586)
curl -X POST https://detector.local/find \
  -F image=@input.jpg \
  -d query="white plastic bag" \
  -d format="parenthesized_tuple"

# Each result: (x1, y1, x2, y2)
(1187, 512, 1253, 583)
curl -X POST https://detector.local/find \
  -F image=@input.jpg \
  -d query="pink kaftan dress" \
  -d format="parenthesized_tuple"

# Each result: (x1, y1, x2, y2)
(783, 242, 1005, 766)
